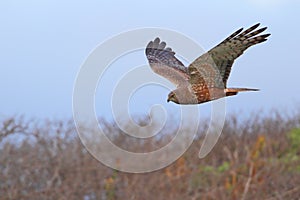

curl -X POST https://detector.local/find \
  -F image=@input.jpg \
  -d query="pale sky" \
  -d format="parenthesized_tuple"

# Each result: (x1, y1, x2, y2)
(0, 0, 299, 120)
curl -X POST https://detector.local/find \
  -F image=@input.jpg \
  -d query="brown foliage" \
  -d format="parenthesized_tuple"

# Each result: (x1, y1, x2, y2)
(1, 111, 300, 200)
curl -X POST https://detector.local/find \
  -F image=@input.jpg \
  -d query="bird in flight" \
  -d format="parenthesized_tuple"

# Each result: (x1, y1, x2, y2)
(145, 23, 270, 104)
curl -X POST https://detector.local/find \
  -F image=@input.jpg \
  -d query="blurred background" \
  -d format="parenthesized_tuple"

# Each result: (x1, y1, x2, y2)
(1, 0, 300, 199)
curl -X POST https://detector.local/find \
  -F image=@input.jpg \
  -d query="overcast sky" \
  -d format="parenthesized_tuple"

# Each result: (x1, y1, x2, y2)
(0, 0, 299, 120)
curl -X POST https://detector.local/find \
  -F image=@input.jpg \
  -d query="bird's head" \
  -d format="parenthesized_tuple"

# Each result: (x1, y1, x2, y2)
(167, 91, 179, 104)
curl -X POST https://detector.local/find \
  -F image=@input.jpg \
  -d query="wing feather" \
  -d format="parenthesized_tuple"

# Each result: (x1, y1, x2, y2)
(146, 38, 189, 87)
(188, 23, 270, 87)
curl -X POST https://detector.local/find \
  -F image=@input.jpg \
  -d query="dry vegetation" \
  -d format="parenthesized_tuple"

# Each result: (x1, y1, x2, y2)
(1, 111, 300, 200)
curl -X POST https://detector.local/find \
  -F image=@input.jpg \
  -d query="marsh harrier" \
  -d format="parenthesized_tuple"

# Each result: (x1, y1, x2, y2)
(146, 23, 270, 104)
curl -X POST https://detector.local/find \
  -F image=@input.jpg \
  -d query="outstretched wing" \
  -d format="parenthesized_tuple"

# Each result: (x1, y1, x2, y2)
(146, 38, 189, 87)
(189, 23, 271, 87)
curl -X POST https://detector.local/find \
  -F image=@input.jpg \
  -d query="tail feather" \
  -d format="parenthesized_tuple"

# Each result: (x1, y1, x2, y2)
(225, 88, 259, 96)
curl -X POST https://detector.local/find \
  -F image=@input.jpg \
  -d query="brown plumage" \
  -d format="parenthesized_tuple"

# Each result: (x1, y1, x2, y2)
(145, 23, 270, 104)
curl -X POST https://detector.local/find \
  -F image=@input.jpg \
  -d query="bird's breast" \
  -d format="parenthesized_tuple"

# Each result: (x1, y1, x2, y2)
(191, 85, 226, 104)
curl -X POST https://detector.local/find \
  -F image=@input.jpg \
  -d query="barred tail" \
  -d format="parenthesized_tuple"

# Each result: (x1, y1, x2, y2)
(225, 88, 259, 96)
